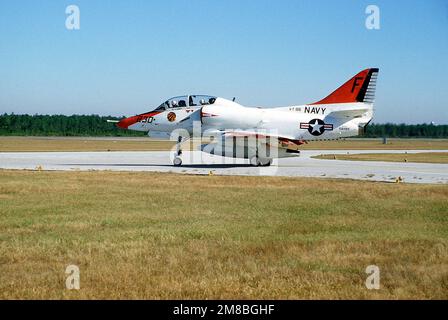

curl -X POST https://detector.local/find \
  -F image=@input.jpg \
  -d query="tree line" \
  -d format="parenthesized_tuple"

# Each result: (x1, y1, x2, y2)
(0, 114, 145, 136)
(0, 113, 447, 138)
(365, 123, 448, 138)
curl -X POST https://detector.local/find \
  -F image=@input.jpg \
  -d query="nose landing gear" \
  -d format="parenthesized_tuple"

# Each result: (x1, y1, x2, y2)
(173, 136, 183, 166)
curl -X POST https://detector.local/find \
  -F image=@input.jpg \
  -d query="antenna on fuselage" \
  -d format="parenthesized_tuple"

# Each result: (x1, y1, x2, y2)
(232, 97, 236, 102)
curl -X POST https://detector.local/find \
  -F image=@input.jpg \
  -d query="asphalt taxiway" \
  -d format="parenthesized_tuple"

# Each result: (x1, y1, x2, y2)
(0, 150, 447, 184)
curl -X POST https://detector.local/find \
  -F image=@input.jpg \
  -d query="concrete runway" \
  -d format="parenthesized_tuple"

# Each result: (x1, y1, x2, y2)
(1, 150, 447, 184)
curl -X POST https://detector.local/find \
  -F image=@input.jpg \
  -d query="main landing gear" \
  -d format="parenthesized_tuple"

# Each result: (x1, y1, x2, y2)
(249, 156, 273, 167)
(172, 139, 273, 167)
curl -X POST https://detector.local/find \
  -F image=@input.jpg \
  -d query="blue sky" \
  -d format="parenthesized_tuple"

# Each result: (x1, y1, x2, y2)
(0, 0, 447, 123)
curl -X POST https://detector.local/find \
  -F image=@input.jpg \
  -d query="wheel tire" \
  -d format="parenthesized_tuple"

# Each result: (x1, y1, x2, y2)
(173, 157, 182, 166)
(250, 156, 261, 166)
(262, 158, 273, 166)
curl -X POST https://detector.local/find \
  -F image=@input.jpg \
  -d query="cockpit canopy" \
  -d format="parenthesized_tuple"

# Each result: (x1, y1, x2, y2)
(154, 95, 216, 111)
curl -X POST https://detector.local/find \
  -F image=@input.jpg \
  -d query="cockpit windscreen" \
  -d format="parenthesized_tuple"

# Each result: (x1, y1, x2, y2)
(153, 95, 216, 112)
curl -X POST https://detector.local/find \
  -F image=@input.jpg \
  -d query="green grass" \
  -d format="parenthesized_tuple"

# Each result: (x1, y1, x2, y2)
(0, 170, 447, 299)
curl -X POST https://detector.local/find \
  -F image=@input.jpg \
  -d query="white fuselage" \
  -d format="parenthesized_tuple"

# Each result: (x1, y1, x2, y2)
(129, 97, 372, 142)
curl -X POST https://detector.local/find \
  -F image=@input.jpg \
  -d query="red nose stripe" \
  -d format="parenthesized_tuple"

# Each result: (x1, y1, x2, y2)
(117, 115, 139, 129)
(117, 112, 161, 129)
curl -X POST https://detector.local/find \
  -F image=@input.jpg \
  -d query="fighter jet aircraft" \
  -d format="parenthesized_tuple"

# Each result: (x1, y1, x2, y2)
(116, 68, 378, 166)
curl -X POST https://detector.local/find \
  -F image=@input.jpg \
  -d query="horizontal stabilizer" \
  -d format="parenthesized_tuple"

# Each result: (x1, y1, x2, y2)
(326, 106, 371, 119)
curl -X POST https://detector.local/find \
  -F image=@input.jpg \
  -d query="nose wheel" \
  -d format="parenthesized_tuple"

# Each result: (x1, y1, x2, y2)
(173, 157, 182, 166)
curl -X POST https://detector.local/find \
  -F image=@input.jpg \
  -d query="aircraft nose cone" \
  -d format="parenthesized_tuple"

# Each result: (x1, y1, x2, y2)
(117, 116, 138, 129)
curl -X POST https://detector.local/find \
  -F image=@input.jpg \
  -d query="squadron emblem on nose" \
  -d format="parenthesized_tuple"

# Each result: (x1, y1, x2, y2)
(167, 112, 176, 122)
(300, 118, 333, 136)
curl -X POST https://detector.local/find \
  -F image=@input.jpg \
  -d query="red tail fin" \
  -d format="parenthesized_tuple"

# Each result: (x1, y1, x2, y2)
(310, 68, 379, 105)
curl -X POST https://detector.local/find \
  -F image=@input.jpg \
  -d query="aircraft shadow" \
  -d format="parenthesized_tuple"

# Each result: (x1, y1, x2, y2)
(161, 164, 252, 169)
(62, 163, 252, 169)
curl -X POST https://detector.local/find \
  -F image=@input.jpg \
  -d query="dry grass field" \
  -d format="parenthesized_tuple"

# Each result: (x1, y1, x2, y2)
(314, 152, 448, 164)
(0, 136, 176, 152)
(0, 170, 447, 299)
(1, 136, 448, 152)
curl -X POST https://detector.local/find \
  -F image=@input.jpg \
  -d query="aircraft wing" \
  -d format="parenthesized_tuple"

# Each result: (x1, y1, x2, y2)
(206, 129, 306, 150)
